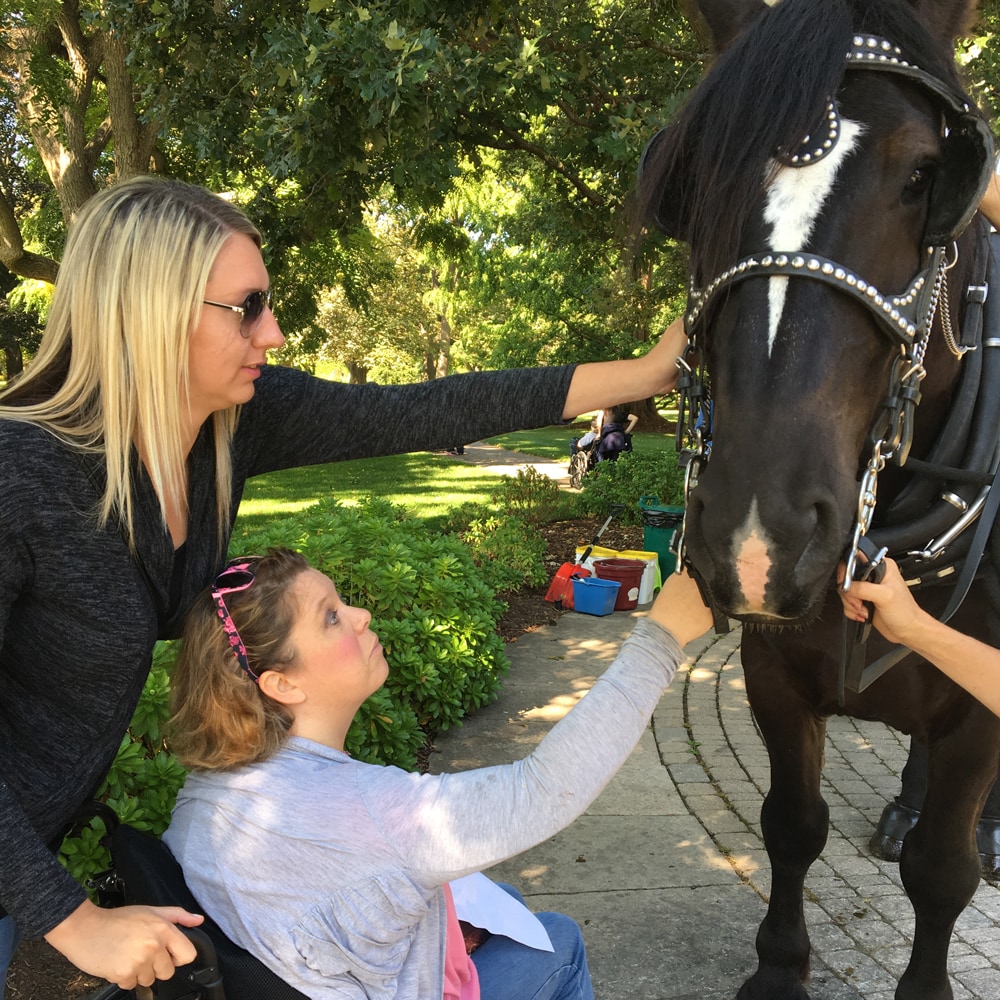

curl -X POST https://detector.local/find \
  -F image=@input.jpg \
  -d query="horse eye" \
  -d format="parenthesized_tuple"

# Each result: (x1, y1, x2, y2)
(903, 165, 934, 200)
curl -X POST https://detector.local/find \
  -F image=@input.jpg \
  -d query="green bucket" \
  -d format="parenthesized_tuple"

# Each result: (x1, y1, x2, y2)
(638, 496, 684, 576)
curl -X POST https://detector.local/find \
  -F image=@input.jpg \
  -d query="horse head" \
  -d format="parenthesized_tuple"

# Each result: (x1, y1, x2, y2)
(638, 0, 993, 625)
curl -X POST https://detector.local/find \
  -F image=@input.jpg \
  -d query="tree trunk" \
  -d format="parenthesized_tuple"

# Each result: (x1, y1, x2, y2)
(630, 396, 674, 434)
(2, 340, 24, 381)
(345, 360, 369, 384)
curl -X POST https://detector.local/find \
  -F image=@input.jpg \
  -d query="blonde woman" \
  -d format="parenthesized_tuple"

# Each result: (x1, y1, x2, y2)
(162, 548, 712, 999)
(0, 175, 686, 994)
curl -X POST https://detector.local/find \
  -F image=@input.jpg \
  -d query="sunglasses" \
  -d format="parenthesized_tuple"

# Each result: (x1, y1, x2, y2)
(211, 559, 260, 683)
(202, 289, 273, 338)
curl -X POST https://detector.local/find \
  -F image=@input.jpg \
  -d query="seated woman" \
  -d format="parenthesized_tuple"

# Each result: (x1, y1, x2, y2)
(594, 406, 637, 463)
(163, 548, 711, 999)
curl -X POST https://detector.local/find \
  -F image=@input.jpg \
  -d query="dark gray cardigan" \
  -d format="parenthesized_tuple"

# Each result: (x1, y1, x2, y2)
(0, 363, 574, 939)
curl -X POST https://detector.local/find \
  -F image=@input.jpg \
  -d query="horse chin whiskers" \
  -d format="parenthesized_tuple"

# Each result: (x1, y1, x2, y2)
(734, 613, 815, 634)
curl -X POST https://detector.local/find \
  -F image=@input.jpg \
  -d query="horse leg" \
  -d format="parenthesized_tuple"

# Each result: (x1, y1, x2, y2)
(873, 738, 1000, 878)
(870, 737, 926, 862)
(737, 690, 828, 1000)
(894, 717, 1000, 1000)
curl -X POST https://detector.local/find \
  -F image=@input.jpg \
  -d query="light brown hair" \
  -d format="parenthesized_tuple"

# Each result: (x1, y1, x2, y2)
(168, 547, 309, 771)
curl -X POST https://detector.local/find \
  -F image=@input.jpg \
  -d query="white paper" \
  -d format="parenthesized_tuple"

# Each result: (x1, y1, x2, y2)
(449, 872, 554, 952)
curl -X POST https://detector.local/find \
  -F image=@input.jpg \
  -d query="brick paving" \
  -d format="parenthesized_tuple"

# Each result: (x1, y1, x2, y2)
(669, 627, 1000, 1000)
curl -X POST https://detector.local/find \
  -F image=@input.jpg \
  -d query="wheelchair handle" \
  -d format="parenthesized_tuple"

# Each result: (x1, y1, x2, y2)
(179, 926, 226, 999)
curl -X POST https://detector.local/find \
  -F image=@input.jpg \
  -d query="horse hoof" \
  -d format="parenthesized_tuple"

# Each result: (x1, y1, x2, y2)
(977, 818, 1000, 882)
(737, 969, 810, 1000)
(869, 800, 919, 862)
(870, 802, 1000, 880)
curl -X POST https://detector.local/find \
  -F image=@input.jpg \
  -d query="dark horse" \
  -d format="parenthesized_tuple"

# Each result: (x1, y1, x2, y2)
(637, 0, 1000, 998)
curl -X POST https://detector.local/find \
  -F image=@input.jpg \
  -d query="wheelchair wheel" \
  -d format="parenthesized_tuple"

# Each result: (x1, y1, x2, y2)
(569, 450, 589, 489)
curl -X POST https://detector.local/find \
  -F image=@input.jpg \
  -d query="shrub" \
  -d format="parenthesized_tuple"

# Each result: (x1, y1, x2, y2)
(489, 465, 569, 525)
(577, 449, 686, 525)
(461, 515, 548, 592)
(61, 496, 512, 891)
(231, 496, 510, 744)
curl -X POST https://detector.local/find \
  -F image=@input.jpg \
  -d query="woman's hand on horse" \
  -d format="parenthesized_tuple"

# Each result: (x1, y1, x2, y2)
(45, 898, 204, 989)
(649, 567, 714, 647)
(980, 173, 1000, 230)
(837, 557, 920, 647)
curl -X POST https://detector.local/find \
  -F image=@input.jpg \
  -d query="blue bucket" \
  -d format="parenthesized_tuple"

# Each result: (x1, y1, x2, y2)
(572, 575, 621, 616)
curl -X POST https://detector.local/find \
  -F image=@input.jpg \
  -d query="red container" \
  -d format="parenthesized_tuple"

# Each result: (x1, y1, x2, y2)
(561, 568, 590, 610)
(593, 558, 646, 611)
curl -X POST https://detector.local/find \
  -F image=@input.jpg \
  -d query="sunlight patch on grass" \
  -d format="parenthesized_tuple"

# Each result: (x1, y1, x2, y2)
(234, 451, 506, 534)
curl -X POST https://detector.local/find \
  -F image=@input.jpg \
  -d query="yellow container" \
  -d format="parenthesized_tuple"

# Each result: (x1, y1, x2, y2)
(619, 549, 661, 604)
(575, 547, 661, 605)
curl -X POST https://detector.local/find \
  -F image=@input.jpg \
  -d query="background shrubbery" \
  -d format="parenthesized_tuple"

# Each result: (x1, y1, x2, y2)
(576, 449, 686, 525)
(60, 495, 521, 889)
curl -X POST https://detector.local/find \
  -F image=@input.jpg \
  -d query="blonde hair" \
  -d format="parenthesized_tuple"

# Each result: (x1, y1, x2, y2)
(0, 176, 262, 547)
(168, 547, 310, 771)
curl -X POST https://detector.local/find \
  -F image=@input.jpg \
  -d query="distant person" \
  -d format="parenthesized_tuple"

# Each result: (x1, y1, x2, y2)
(595, 405, 637, 463)
(163, 547, 713, 999)
(571, 415, 602, 455)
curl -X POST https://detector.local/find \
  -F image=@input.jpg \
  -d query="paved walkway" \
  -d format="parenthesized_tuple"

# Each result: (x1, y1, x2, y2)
(431, 609, 1000, 1000)
(441, 441, 575, 488)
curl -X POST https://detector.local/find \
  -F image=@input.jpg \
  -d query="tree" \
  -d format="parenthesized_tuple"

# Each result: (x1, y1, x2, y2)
(309, 211, 437, 384)
(1, 1, 702, 278)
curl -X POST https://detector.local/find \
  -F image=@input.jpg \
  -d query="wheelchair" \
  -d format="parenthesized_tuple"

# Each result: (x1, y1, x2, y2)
(568, 438, 597, 489)
(82, 811, 307, 1000)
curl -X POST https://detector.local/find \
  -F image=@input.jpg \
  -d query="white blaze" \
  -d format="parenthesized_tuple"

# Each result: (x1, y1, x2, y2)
(732, 498, 774, 613)
(762, 118, 864, 353)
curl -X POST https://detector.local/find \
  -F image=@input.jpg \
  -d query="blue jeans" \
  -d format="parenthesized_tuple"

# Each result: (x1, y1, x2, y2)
(0, 915, 20, 1000)
(471, 885, 594, 1000)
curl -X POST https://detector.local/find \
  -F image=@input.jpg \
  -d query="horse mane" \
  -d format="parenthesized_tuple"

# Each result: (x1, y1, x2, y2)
(638, 0, 976, 285)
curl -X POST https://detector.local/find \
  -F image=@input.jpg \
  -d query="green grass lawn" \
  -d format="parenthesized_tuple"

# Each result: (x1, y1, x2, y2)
(235, 412, 678, 535)
(234, 451, 509, 534)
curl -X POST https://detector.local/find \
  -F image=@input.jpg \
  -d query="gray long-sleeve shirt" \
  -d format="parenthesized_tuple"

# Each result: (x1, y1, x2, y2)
(0, 362, 574, 939)
(164, 618, 684, 1000)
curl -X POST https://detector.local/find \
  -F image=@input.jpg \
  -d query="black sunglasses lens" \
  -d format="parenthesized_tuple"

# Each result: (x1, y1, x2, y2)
(215, 568, 255, 591)
(245, 290, 267, 322)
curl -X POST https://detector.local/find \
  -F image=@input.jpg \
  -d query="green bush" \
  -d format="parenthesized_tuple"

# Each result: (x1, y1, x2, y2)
(61, 495, 512, 891)
(489, 465, 571, 525)
(232, 496, 510, 746)
(461, 515, 548, 592)
(578, 449, 686, 525)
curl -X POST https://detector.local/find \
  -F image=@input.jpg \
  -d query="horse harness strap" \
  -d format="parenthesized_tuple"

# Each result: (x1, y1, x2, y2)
(839, 232, 1000, 700)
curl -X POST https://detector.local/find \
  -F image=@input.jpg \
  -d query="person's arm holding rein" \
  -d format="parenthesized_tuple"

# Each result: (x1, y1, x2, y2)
(562, 317, 687, 419)
(840, 558, 1000, 719)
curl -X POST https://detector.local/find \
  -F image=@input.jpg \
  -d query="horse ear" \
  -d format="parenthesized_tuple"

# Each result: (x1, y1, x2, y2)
(905, 0, 979, 44)
(682, 0, 770, 53)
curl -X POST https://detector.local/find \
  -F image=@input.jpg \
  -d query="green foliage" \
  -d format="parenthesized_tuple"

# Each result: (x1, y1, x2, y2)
(488, 465, 568, 526)
(233, 495, 510, 745)
(460, 515, 548, 593)
(577, 449, 686, 526)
